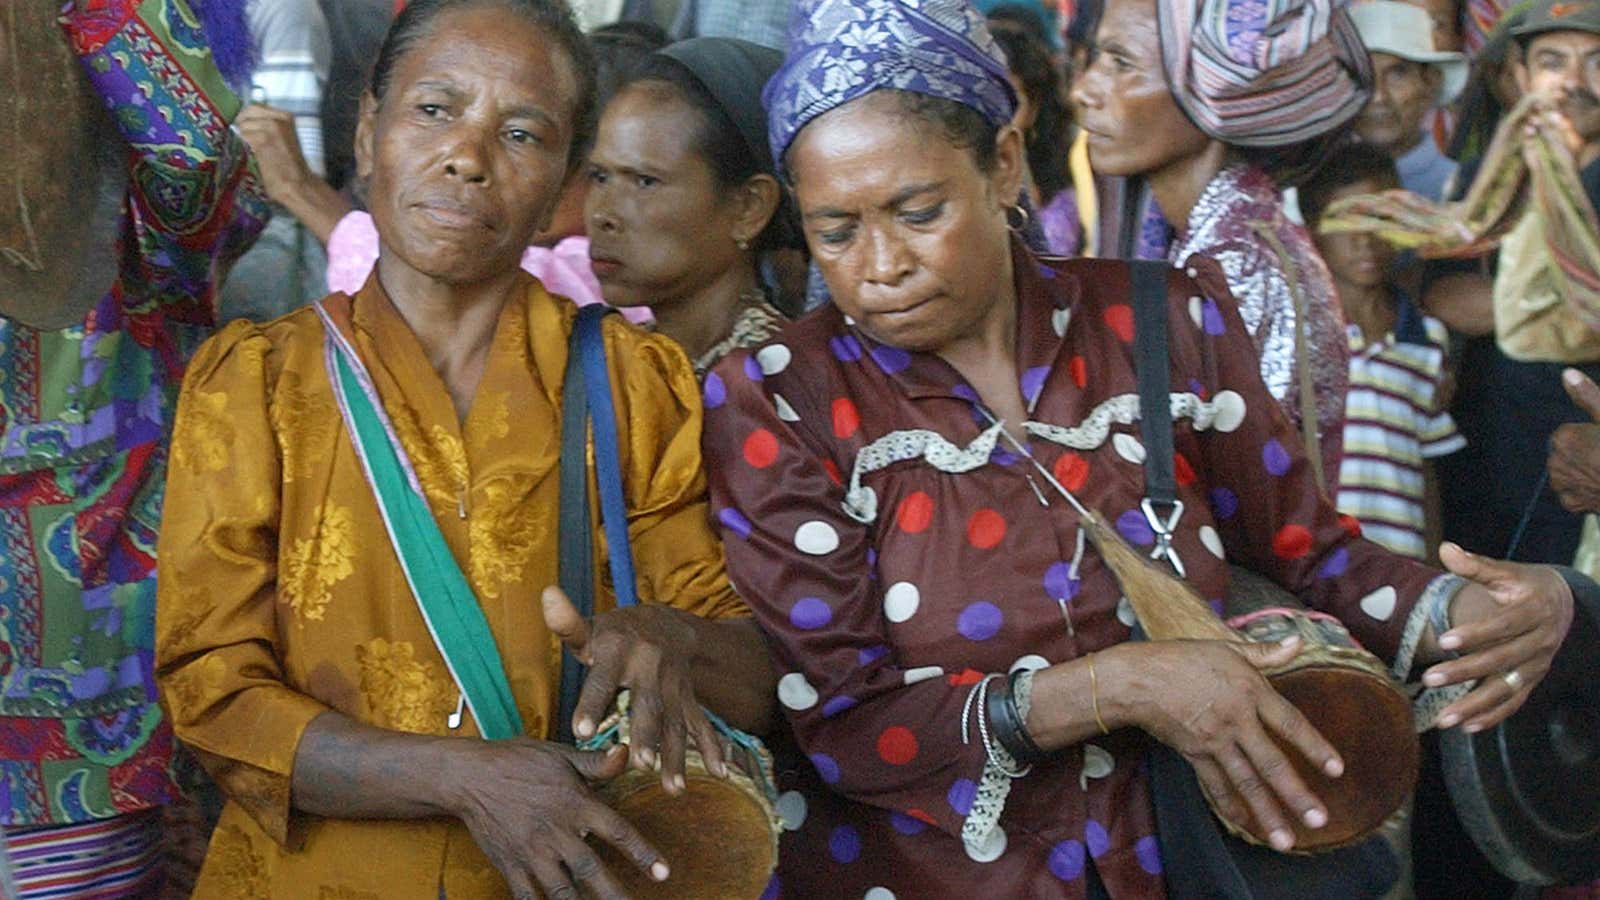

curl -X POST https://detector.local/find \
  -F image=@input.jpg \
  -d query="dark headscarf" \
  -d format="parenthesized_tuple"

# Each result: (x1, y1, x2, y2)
(655, 37, 785, 184)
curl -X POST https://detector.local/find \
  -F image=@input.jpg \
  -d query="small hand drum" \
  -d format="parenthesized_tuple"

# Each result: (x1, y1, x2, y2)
(578, 693, 780, 898)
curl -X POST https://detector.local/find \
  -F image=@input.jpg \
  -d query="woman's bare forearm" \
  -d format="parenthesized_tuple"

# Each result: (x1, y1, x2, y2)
(290, 710, 464, 820)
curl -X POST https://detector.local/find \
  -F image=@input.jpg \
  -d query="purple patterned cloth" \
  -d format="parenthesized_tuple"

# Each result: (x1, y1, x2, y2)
(764, 0, 1017, 164)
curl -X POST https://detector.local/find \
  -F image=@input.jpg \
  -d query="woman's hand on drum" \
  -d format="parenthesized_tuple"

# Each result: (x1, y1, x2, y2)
(1421, 542, 1575, 733)
(448, 737, 669, 900)
(542, 586, 728, 795)
(1106, 638, 1344, 852)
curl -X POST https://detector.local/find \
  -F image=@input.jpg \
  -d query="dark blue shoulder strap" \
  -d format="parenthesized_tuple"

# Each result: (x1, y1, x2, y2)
(575, 305, 640, 609)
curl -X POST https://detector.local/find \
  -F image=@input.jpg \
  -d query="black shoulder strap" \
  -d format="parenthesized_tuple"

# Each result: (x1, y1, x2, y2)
(1131, 260, 1175, 507)
(556, 313, 596, 744)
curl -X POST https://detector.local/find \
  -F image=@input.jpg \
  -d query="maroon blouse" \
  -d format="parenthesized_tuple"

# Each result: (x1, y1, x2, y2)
(703, 245, 1447, 899)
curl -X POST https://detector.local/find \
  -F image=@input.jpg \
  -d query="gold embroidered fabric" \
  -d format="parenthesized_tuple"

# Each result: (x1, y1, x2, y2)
(156, 273, 744, 899)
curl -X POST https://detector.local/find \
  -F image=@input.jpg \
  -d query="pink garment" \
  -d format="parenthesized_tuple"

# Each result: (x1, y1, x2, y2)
(323, 210, 652, 323)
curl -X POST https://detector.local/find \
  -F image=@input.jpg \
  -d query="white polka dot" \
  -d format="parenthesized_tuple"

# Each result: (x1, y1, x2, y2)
(844, 314, 857, 326)
(756, 344, 792, 375)
(1052, 307, 1072, 337)
(884, 582, 921, 623)
(1185, 266, 1198, 279)
(778, 672, 819, 710)
(965, 824, 1007, 863)
(1113, 433, 1146, 464)
(1359, 585, 1398, 622)
(794, 521, 840, 555)
(1083, 744, 1115, 780)
(865, 889, 897, 900)
(777, 791, 808, 831)
(1117, 596, 1138, 628)
(1200, 525, 1226, 559)
(904, 665, 944, 685)
(1188, 296, 1204, 329)
(1010, 654, 1049, 673)
(1211, 390, 1246, 433)
(773, 394, 800, 422)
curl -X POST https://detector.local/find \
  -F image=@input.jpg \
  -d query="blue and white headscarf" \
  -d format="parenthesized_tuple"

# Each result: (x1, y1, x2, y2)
(763, 0, 1018, 167)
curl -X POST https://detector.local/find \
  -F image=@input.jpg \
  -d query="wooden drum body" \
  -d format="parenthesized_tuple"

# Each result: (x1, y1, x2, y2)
(579, 694, 780, 898)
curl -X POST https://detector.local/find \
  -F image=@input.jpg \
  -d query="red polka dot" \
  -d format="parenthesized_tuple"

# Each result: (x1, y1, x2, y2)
(897, 492, 935, 534)
(1053, 452, 1090, 493)
(1174, 452, 1197, 486)
(947, 668, 985, 686)
(1272, 524, 1314, 560)
(966, 509, 1007, 549)
(1069, 356, 1089, 388)
(743, 429, 779, 468)
(877, 726, 919, 765)
(1103, 305, 1135, 342)
(822, 458, 844, 486)
(832, 397, 861, 439)
(1338, 513, 1363, 538)
(907, 808, 938, 825)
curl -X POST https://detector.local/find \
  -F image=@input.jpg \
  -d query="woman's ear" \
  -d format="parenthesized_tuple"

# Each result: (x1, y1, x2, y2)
(734, 172, 783, 248)
(990, 123, 1027, 210)
(354, 92, 378, 181)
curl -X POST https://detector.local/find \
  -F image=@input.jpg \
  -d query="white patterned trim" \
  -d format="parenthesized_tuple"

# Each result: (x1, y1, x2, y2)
(842, 392, 1237, 522)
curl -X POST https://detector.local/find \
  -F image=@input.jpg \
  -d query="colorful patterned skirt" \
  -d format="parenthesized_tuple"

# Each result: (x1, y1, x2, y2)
(2, 810, 163, 899)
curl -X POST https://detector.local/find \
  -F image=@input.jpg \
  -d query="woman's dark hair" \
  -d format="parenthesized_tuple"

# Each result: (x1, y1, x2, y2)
(625, 55, 802, 254)
(1232, 127, 1349, 189)
(589, 21, 670, 109)
(1297, 141, 1401, 227)
(368, 0, 598, 170)
(991, 27, 1072, 202)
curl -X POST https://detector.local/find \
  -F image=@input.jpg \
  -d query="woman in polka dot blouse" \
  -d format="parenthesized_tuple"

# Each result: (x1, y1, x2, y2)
(703, 1, 1576, 897)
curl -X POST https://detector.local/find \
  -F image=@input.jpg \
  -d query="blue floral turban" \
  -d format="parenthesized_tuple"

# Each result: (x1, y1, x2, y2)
(763, 0, 1019, 168)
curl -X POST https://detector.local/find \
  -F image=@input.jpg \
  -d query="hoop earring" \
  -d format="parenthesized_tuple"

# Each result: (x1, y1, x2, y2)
(736, 236, 751, 251)
(1006, 203, 1031, 233)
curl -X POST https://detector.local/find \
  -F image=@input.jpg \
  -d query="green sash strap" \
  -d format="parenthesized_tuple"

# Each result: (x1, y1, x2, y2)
(316, 301, 524, 740)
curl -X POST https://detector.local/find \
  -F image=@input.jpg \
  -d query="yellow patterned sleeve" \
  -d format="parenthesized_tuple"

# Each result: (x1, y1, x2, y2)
(156, 320, 330, 850)
(601, 318, 747, 622)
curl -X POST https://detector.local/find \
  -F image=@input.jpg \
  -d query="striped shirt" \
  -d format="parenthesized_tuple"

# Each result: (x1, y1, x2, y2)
(1336, 297, 1465, 559)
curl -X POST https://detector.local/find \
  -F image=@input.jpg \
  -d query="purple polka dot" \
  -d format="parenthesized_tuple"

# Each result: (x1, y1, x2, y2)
(871, 345, 912, 374)
(1263, 439, 1293, 477)
(821, 695, 857, 718)
(891, 811, 929, 835)
(1210, 487, 1239, 520)
(1188, 377, 1207, 396)
(957, 602, 1004, 641)
(1136, 835, 1164, 875)
(1044, 561, 1080, 601)
(947, 778, 977, 816)
(1049, 839, 1086, 881)
(858, 645, 889, 666)
(830, 334, 864, 362)
(760, 874, 781, 900)
(810, 752, 841, 784)
(990, 445, 1020, 466)
(828, 825, 862, 864)
(743, 355, 764, 382)
(866, 547, 878, 571)
(1116, 508, 1156, 547)
(1038, 262, 1059, 280)
(1021, 366, 1050, 403)
(951, 383, 981, 403)
(1317, 546, 1350, 579)
(703, 373, 726, 409)
(718, 507, 752, 540)
(790, 597, 833, 630)
(1209, 598, 1226, 616)
(1086, 820, 1110, 858)
(1202, 298, 1226, 335)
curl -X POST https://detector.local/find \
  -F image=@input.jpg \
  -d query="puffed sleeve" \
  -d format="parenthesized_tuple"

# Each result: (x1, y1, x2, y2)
(703, 348, 992, 843)
(1175, 256, 1460, 666)
(601, 319, 746, 621)
(156, 321, 330, 849)
(60, 0, 268, 315)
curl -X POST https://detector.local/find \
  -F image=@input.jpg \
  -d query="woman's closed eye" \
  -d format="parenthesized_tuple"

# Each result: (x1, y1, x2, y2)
(901, 203, 945, 226)
(816, 223, 857, 246)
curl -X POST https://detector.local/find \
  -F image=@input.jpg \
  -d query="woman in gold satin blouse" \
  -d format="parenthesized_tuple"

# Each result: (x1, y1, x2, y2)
(154, 2, 775, 898)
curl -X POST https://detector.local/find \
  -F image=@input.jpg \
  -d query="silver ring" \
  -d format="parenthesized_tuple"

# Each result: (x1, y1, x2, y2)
(1502, 669, 1525, 692)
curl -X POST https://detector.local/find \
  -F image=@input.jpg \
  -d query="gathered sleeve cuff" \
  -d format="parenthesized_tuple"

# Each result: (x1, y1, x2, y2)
(156, 320, 328, 849)
(703, 348, 993, 842)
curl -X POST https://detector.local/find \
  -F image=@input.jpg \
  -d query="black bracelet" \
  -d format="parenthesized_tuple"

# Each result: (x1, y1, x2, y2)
(987, 671, 1047, 766)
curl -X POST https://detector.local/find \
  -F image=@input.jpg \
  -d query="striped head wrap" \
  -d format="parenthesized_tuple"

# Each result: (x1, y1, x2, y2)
(1157, 0, 1373, 148)
(763, 0, 1018, 167)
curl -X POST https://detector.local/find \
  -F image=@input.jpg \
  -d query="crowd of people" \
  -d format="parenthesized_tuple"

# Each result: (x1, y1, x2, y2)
(1, 0, 1596, 897)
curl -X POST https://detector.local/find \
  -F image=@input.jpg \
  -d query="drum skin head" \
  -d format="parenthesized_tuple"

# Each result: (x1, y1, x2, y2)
(590, 770, 778, 899)
(1440, 567, 1600, 886)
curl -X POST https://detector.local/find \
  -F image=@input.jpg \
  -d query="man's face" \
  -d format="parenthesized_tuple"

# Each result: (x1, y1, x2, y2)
(1517, 30, 1600, 146)
(1356, 52, 1443, 156)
